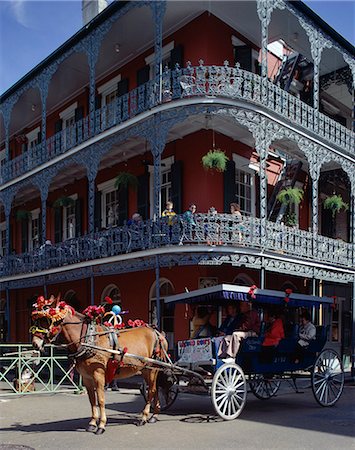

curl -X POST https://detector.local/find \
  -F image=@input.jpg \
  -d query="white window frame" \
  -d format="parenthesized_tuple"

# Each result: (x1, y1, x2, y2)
(98, 74, 122, 106)
(145, 41, 174, 79)
(97, 178, 120, 229)
(0, 222, 6, 257)
(59, 102, 77, 126)
(62, 194, 78, 241)
(25, 127, 40, 149)
(232, 153, 256, 217)
(28, 208, 40, 251)
(148, 156, 174, 218)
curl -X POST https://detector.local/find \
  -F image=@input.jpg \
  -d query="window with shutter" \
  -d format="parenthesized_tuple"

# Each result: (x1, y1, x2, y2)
(233, 154, 256, 216)
(148, 156, 174, 217)
(223, 159, 236, 213)
(28, 208, 40, 250)
(97, 178, 121, 228)
(63, 195, 77, 240)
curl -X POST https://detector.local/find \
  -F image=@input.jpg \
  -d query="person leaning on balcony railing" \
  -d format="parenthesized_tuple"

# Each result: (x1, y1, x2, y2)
(182, 203, 197, 243)
(230, 202, 243, 244)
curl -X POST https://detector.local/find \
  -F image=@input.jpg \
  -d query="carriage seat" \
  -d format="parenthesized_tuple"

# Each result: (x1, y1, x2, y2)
(305, 325, 328, 353)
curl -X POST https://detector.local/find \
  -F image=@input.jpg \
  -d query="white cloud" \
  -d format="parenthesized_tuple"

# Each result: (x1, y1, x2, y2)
(8, 0, 31, 29)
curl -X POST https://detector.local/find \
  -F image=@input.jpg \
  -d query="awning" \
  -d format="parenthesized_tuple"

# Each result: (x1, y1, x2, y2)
(164, 284, 333, 308)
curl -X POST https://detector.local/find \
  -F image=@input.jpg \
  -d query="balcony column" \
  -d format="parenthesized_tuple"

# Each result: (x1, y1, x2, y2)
(1, 100, 13, 163)
(255, 129, 269, 244)
(256, 0, 285, 79)
(1, 191, 13, 258)
(38, 73, 50, 153)
(150, 1, 167, 80)
(87, 34, 101, 136)
(298, 18, 331, 110)
(311, 170, 320, 238)
(85, 151, 100, 234)
(40, 192, 48, 245)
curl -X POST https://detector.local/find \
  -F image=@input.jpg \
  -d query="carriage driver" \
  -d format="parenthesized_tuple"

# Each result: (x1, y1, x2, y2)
(218, 301, 260, 363)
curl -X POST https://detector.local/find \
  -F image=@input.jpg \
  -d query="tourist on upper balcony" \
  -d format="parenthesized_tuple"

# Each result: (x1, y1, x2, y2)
(230, 202, 243, 243)
(206, 207, 221, 245)
(162, 201, 177, 226)
(127, 212, 143, 226)
(183, 203, 197, 226)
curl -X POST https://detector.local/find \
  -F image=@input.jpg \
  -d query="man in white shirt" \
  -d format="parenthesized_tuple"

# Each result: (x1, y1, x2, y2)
(294, 310, 316, 363)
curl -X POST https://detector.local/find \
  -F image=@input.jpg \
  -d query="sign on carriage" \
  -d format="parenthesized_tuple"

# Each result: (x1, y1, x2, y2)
(177, 338, 213, 363)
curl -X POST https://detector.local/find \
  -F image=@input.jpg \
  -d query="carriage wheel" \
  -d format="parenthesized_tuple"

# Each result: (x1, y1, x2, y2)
(140, 374, 179, 412)
(312, 349, 344, 407)
(249, 374, 281, 400)
(211, 363, 247, 421)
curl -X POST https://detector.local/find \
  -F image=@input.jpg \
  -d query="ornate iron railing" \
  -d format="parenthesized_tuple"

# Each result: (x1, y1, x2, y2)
(2, 63, 353, 184)
(1, 215, 353, 277)
(0, 344, 82, 396)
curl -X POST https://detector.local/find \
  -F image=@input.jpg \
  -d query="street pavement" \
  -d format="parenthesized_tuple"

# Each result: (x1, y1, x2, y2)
(0, 380, 354, 450)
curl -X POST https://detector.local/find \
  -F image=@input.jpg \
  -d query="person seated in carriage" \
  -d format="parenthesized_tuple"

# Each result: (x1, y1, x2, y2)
(261, 309, 285, 364)
(218, 303, 240, 336)
(190, 306, 216, 339)
(293, 310, 316, 364)
(217, 301, 261, 362)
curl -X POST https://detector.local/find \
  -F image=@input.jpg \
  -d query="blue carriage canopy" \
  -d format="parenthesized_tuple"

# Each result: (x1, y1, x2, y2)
(164, 284, 333, 308)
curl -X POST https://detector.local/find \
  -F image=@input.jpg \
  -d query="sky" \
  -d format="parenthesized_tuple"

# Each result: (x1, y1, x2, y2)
(0, 0, 354, 96)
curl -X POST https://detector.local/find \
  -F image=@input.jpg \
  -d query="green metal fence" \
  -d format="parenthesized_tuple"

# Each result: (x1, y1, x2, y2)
(0, 344, 83, 396)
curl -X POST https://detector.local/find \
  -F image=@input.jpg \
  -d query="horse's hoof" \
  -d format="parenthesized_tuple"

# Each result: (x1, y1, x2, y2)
(136, 419, 147, 427)
(148, 416, 158, 424)
(95, 427, 105, 435)
(86, 424, 97, 433)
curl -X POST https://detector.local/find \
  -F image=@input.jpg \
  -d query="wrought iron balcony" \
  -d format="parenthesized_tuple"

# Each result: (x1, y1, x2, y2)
(2, 215, 353, 277)
(2, 63, 353, 184)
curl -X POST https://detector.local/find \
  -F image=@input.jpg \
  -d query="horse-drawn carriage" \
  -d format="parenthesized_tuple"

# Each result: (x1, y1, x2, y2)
(141, 284, 345, 420)
(30, 285, 344, 433)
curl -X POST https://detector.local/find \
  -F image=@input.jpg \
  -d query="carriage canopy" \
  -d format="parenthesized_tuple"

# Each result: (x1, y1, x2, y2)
(164, 284, 333, 308)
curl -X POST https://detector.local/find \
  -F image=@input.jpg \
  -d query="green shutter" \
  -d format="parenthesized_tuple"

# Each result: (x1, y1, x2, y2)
(94, 190, 102, 231)
(21, 219, 29, 253)
(171, 161, 183, 214)
(117, 78, 129, 96)
(224, 159, 236, 212)
(75, 198, 83, 237)
(137, 66, 150, 86)
(54, 207, 63, 244)
(118, 187, 128, 225)
(137, 172, 149, 219)
(170, 44, 184, 68)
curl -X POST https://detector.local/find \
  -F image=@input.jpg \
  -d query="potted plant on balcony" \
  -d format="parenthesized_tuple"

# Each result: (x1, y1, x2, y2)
(114, 172, 139, 191)
(323, 194, 348, 217)
(277, 187, 304, 227)
(201, 149, 229, 172)
(53, 197, 75, 208)
(15, 209, 32, 222)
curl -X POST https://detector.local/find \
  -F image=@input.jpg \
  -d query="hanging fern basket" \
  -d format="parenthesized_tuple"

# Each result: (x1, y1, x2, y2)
(53, 197, 75, 208)
(201, 149, 229, 172)
(114, 172, 139, 191)
(15, 209, 32, 222)
(324, 195, 348, 217)
(277, 187, 304, 205)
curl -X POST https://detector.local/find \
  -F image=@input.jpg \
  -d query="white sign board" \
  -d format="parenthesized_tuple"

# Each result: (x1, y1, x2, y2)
(177, 338, 213, 364)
